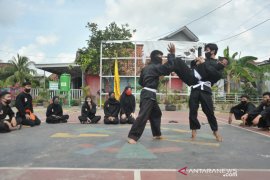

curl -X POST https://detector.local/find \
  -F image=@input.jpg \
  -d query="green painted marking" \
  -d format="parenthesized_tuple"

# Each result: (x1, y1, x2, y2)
(116, 143, 157, 159)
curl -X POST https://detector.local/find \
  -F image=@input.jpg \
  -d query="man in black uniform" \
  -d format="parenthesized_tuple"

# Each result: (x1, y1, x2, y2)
(228, 95, 256, 124)
(170, 43, 224, 141)
(0, 91, 21, 132)
(127, 47, 174, 144)
(46, 96, 69, 123)
(15, 82, 41, 127)
(104, 91, 120, 124)
(241, 92, 270, 129)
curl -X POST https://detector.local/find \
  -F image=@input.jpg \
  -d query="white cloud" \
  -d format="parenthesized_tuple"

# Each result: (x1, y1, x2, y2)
(18, 44, 45, 63)
(36, 35, 59, 45)
(56, 53, 75, 63)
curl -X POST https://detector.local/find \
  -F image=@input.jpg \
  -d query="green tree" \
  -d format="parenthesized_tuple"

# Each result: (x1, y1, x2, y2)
(75, 22, 136, 75)
(223, 47, 259, 93)
(3, 54, 36, 86)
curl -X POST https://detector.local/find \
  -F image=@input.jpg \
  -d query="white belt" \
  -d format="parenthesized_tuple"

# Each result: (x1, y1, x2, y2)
(143, 87, 157, 93)
(192, 81, 211, 90)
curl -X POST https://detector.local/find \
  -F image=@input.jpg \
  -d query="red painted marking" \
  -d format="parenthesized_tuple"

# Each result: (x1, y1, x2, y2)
(79, 144, 94, 148)
(104, 147, 120, 153)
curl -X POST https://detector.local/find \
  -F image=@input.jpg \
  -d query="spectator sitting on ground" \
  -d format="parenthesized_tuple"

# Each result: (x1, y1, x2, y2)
(46, 96, 69, 123)
(120, 86, 136, 124)
(104, 91, 120, 124)
(15, 82, 41, 127)
(241, 92, 270, 129)
(0, 91, 22, 133)
(78, 96, 101, 124)
(228, 95, 256, 125)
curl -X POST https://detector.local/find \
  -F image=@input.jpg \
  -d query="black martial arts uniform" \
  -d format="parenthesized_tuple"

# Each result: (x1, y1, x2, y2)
(0, 102, 22, 133)
(246, 102, 270, 127)
(46, 97, 69, 123)
(128, 53, 174, 141)
(172, 55, 225, 131)
(230, 101, 256, 120)
(173, 56, 224, 86)
(79, 98, 101, 124)
(104, 96, 120, 124)
(120, 86, 136, 124)
(15, 92, 41, 126)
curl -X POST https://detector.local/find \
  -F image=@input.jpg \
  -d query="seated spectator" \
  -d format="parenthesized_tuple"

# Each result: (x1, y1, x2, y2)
(78, 96, 101, 124)
(0, 91, 22, 133)
(228, 95, 256, 124)
(46, 96, 69, 123)
(15, 82, 41, 127)
(241, 92, 270, 129)
(120, 86, 135, 124)
(104, 91, 120, 124)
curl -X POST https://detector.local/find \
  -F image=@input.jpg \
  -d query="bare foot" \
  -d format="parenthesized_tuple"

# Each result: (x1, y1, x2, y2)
(153, 136, 164, 140)
(127, 138, 137, 144)
(191, 130, 196, 140)
(213, 131, 222, 142)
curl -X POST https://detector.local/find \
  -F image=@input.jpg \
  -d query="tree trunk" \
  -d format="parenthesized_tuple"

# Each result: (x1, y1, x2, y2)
(226, 74, 231, 94)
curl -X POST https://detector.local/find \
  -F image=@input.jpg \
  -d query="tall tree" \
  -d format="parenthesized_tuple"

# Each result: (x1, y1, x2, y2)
(4, 54, 36, 85)
(75, 22, 136, 75)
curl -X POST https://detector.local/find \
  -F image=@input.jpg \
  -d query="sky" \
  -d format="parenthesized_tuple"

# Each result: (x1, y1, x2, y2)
(0, 0, 269, 75)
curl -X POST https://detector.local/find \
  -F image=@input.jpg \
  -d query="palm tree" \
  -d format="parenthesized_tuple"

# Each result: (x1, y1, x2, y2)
(5, 54, 36, 85)
(223, 47, 259, 93)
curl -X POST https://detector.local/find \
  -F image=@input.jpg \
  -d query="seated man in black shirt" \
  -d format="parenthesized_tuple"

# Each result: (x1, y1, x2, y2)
(241, 92, 270, 129)
(79, 96, 101, 124)
(46, 96, 69, 123)
(15, 82, 41, 127)
(0, 91, 21, 133)
(104, 92, 120, 124)
(228, 95, 256, 124)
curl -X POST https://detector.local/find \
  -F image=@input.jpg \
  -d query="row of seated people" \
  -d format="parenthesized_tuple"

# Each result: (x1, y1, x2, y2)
(0, 83, 136, 133)
(78, 86, 135, 125)
(228, 92, 270, 130)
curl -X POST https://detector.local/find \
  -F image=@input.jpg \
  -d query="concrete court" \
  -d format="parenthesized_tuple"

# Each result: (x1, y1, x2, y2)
(0, 107, 269, 180)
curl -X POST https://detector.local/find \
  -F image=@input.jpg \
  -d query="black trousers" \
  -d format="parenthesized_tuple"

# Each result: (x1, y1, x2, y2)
(78, 115, 101, 124)
(19, 115, 41, 127)
(128, 98, 162, 141)
(174, 57, 198, 86)
(0, 117, 22, 133)
(189, 89, 218, 131)
(120, 113, 135, 124)
(46, 115, 69, 124)
(104, 117, 119, 124)
(230, 109, 245, 120)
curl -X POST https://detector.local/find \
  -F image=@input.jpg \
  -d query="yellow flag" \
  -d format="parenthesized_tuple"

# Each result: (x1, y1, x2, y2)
(114, 59, 121, 100)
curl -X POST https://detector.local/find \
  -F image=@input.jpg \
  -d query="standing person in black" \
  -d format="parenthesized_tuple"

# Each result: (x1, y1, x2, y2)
(120, 86, 136, 124)
(78, 96, 101, 124)
(188, 43, 223, 141)
(228, 95, 256, 124)
(104, 92, 120, 124)
(127, 47, 174, 144)
(15, 82, 41, 127)
(46, 96, 69, 123)
(0, 91, 21, 133)
(241, 92, 270, 128)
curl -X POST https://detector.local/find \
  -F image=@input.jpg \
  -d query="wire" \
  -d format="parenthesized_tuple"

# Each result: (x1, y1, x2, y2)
(215, 19, 270, 43)
(147, 0, 233, 40)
